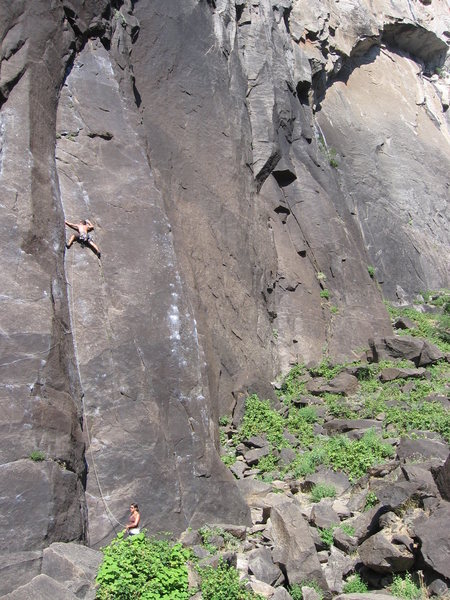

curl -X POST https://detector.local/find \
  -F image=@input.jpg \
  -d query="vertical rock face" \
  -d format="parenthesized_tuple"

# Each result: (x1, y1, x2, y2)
(0, 0, 448, 578)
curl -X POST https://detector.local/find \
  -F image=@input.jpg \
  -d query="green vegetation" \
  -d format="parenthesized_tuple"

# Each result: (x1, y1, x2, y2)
(367, 265, 375, 278)
(364, 491, 378, 511)
(339, 523, 355, 537)
(96, 532, 191, 600)
(199, 561, 261, 600)
(218, 291, 449, 484)
(310, 483, 336, 503)
(343, 574, 368, 594)
(390, 573, 423, 600)
(318, 526, 336, 548)
(320, 289, 330, 300)
(289, 581, 324, 600)
(219, 415, 230, 427)
(386, 290, 450, 352)
(29, 450, 46, 461)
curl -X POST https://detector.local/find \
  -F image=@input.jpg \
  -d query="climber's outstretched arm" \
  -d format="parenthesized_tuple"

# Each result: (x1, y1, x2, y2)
(65, 220, 79, 231)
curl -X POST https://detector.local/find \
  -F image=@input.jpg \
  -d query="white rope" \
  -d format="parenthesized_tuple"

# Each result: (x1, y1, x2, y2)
(67, 245, 127, 531)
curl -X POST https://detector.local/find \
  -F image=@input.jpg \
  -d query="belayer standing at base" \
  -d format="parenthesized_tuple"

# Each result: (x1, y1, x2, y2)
(65, 219, 101, 258)
(125, 503, 141, 536)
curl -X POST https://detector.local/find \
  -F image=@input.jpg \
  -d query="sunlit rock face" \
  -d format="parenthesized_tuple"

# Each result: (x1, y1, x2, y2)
(0, 0, 448, 591)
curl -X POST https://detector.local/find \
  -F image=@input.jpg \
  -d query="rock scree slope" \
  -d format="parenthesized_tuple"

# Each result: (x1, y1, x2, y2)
(0, 0, 449, 594)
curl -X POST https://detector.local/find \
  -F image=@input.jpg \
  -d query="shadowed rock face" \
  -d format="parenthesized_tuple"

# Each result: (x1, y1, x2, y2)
(0, 0, 448, 584)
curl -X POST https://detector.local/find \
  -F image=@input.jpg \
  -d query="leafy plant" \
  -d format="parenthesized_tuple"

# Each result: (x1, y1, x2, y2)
(221, 454, 236, 467)
(323, 430, 394, 480)
(239, 395, 286, 449)
(219, 415, 230, 427)
(318, 525, 336, 548)
(277, 364, 308, 403)
(96, 532, 191, 600)
(343, 574, 368, 594)
(320, 289, 330, 300)
(390, 572, 423, 600)
(340, 523, 355, 536)
(367, 265, 375, 278)
(330, 305, 339, 314)
(310, 483, 336, 503)
(199, 560, 259, 600)
(289, 581, 324, 600)
(29, 450, 46, 462)
(364, 491, 378, 511)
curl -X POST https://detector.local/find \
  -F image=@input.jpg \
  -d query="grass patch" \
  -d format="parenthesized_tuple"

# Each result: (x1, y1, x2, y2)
(343, 574, 368, 594)
(29, 450, 46, 462)
(390, 572, 423, 600)
(200, 560, 260, 600)
(310, 483, 336, 503)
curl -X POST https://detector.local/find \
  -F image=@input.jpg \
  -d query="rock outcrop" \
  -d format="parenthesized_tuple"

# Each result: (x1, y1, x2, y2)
(0, 0, 449, 594)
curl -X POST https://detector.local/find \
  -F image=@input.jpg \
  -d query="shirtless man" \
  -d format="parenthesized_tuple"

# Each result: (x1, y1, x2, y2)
(65, 219, 101, 257)
(125, 503, 141, 536)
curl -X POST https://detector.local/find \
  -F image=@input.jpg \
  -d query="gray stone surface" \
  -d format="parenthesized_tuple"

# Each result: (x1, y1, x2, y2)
(413, 503, 450, 580)
(396, 438, 449, 463)
(0, 551, 43, 597)
(41, 542, 102, 597)
(434, 454, 450, 500)
(248, 547, 283, 585)
(368, 336, 444, 367)
(270, 501, 328, 590)
(358, 531, 415, 573)
(1, 0, 449, 590)
(2, 574, 79, 600)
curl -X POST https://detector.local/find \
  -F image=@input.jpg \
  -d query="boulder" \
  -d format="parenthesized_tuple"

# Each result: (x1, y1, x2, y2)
(243, 446, 271, 466)
(2, 574, 79, 600)
(270, 501, 328, 590)
(413, 503, 450, 580)
(324, 547, 356, 593)
(334, 595, 398, 600)
(247, 547, 283, 586)
(368, 336, 443, 367)
(434, 454, 450, 500)
(378, 367, 427, 382)
(396, 438, 449, 463)
(0, 551, 43, 596)
(372, 479, 434, 509)
(41, 542, 103, 598)
(310, 501, 341, 529)
(358, 530, 415, 573)
(301, 469, 351, 495)
(324, 419, 381, 436)
(247, 578, 276, 598)
(271, 587, 294, 600)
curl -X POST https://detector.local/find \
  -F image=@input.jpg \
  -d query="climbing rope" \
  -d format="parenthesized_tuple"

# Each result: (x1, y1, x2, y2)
(67, 244, 126, 532)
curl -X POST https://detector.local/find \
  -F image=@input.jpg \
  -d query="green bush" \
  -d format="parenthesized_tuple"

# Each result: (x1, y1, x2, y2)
(318, 526, 336, 548)
(289, 581, 324, 600)
(390, 573, 423, 600)
(96, 532, 191, 600)
(323, 430, 394, 480)
(199, 561, 259, 600)
(29, 450, 46, 461)
(367, 266, 375, 278)
(277, 364, 308, 403)
(320, 289, 330, 300)
(343, 574, 368, 594)
(310, 483, 336, 503)
(339, 523, 355, 536)
(239, 395, 286, 449)
(364, 491, 378, 511)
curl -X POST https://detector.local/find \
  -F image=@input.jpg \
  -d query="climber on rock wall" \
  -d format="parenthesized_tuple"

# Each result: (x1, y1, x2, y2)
(65, 218, 101, 258)
(125, 503, 141, 536)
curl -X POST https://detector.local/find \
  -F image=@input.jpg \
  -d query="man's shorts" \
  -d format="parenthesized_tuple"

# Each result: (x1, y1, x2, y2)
(78, 233, 92, 243)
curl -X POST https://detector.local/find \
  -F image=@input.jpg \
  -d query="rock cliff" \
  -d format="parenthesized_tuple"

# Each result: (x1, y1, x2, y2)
(0, 0, 448, 592)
